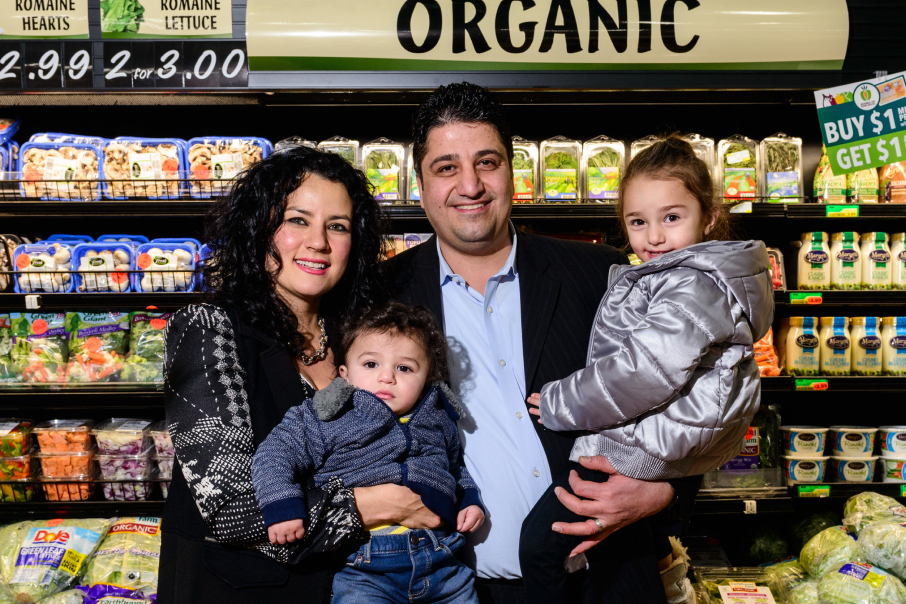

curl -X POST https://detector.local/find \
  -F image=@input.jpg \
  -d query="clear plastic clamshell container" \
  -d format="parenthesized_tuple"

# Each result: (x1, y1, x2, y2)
(406, 143, 420, 202)
(718, 134, 760, 202)
(47, 234, 93, 243)
(0, 419, 32, 457)
(630, 135, 661, 160)
(760, 132, 803, 202)
(35, 448, 97, 478)
(274, 136, 318, 152)
(0, 453, 32, 482)
(681, 133, 716, 182)
(133, 243, 196, 293)
(156, 452, 174, 499)
(581, 135, 624, 203)
(0, 119, 20, 146)
(512, 136, 539, 203)
(97, 451, 154, 501)
(34, 419, 95, 453)
(693, 567, 778, 603)
(40, 474, 96, 501)
(186, 137, 271, 198)
(103, 138, 187, 200)
(92, 418, 153, 455)
(18, 142, 105, 201)
(318, 136, 359, 168)
(541, 136, 581, 201)
(149, 420, 174, 456)
(13, 243, 74, 293)
(72, 243, 132, 293)
(362, 138, 405, 202)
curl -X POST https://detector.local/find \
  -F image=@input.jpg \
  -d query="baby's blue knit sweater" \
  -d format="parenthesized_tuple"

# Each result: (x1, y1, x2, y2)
(252, 378, 483, 530)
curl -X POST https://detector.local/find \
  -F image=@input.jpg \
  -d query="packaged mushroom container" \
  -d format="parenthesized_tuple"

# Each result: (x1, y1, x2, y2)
(363, 138, 405, 202)
(12, 243, 75, 294)
(318, 136, 359, 168)
(96, 234, 149, 251)
(132, 243, 195, 293)
(18, 142, 105, 201)
(64, 312, 129, 383)
(0, 146, 6, 179)
(6, 141, 19, 173)
(47, 234, 93, 244)
(581, 135, 624, 202)
(541, 136, 581, 201)
(71, 243, 132, 293)
(186, 137, 270, 198)
(29, 132, 107, 150)
(512, 136, 539, 203)
(0, 119, 20, 145)
(103, 138, 186, 200)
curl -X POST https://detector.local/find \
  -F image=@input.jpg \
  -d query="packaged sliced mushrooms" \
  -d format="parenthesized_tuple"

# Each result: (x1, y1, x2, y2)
(133, 243, 195, 293)
(630, 135, 662, 159)
(318, 136, 359, 168)
(512, 136, 539, 203)
(6, 141, 19, 172)
(104, 138, 186, 200)
(581, 135, 624, 202)
(187, 137, 270, 198)
(541, 136, 580, 201)
(363, 138, 405, 202)
(759, 133, 803, 201)
(718, 134, 759, 202)
(18, 142, 104, 201)
(12, 243, 75, 294)
(72, 243, 132, 293)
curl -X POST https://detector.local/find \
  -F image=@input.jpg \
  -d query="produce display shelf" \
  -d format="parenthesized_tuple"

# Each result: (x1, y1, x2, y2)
(0, 293, 199, 311)
(760, 377, 906, 392)
(773, 290, 906, 307)
(0, 501, 166, 521)
(0, 383, 163, 410)
(786, 204, 906, 219)
(694, 483, 906, 516)
(693, 496, 794, 515)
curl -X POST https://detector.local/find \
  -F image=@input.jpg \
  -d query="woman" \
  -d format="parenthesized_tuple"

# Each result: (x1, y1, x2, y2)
(158, 147, 443, 603)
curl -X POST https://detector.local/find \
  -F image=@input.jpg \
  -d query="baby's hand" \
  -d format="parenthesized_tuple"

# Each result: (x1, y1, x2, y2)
(527, 393, 543, 424)
(268, 519, 305, 545)
(457, 505, 485, 533)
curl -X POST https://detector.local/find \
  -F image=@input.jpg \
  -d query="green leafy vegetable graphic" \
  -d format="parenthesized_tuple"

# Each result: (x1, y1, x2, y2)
(101, 0, 145, 34)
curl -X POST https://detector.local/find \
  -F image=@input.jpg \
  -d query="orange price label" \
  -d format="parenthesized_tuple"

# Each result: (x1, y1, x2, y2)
(150, 319, 167, 330)
(137, 253, 152, 269)
(111, 271, 128, 284)
(31, 319, 48, 335)
(15, 254, 29, 269)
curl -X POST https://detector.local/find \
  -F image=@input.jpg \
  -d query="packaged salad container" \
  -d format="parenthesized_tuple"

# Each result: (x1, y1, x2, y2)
(406, 143, 420, 202)
(9, 314, 70, 384)
(718, 134, 759, 202)
(149, 420, 173, 456)
(97, 451, 154, 501)
(694, 568, 779, 602)
(362, 138, 405, 202)
(0, 453, 32, 481)
(187, 137, 270, 198)
(18, 142, 105, 201)
(92, 419, 153, 455)
(39, 475, 95, 501)
(760, 133, 803, 202)
(35, 448, 97, 478)
(121, 311, 169, 383)
(103, 138, 186, 200)
(72, 244, 132, 294)
(541, 136, 580, 201)
(133, 243, 195, 293)
(512, 136, 539, 203)
(0, 420, 32, 457)
(318, 136, 359, 168)
(12, 243, 75, 294)
(156, 453, 173, 499)
(681, 133, 716, 181)
(65, 312, 129, 383)
(630, 135, 660, 159)
(581, 135, 624, 202)
(34, 419, 95, 453)
(0, 316, 14, 384)
(275, 136, 318, 152)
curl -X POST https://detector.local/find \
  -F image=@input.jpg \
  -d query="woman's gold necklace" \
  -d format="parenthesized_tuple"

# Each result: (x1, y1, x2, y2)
(300, 317, 328, 366)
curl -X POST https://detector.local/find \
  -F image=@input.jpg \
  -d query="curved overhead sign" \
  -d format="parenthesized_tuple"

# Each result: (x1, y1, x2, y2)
(247, 0, 849, 72)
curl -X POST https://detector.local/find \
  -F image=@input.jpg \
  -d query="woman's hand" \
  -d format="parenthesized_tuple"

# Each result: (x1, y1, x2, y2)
(353, 484, 443, 530)
(526, 393, 543, 424)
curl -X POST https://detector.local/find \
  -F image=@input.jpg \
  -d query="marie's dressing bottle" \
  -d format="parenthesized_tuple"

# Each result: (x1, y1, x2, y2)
(797, 232, 830, 290)
(882, 317, 906, 376)
(860, 232, 892, 290)
(819, 316, 851, 376)
(891, 233, 906, 290)
(830, 232, 861, 290)
(786, 317, 820, 376)
(851, 317, 883, 376)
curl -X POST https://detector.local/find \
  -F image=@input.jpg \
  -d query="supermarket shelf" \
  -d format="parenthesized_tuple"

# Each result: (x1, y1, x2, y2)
(0, 293, 199, 311)
(774, 290, 906, 307)
(0, 200, 215, 218)
(0, 383, 163, 410)
(0, 500, 165, 521)
(786, 204, 906, 219)
(694, 483, 906, 516)
(760, 376, 906, 392)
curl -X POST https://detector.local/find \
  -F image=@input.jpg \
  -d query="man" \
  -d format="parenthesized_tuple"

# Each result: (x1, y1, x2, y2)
(385, 83, 700, 603)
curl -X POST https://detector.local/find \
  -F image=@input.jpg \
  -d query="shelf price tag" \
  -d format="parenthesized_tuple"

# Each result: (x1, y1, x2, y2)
(799, 485, 831, 498)
(826, 205, 860, 217)
(901, 485, 906, 498)
(790, 292, 823, 305)
(795, 379, 829, 391)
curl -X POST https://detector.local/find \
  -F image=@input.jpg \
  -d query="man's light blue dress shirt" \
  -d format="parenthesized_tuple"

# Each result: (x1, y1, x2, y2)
(438, 233, 553, 580)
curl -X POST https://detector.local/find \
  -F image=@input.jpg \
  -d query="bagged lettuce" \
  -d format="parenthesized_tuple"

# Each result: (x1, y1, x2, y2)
(817, 561, 906, 604)
(121, 312, 169, 383)
(843, 491, 906, 535)
(858, 520, 906, 581)
(83, 517, 161, 596)
(0, 518, 110, 603)
(762, 558, 818, 604)
(800, 526, 858, 579)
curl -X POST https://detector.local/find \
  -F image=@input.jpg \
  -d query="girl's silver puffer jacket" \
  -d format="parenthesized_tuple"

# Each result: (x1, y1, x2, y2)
(539, 240, 775, 480)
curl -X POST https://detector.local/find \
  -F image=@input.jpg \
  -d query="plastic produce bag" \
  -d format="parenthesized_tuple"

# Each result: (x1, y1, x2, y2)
(800, 526, 858, 579)
(121, 312, 169, 383)
(762, 558, 817, 604)
(857, 520, 906, 581)
(9, 313, 69, 383)
(83, 517, 161, 596)
(843, 491, 906, 535)
(66, 312, 129, 383)
(0, 315, 15, 383)
(817, 561, 906, 604)
(0, 518, 110, 603)
(693, 568, 778, 603)
(793, 511, 841, 549)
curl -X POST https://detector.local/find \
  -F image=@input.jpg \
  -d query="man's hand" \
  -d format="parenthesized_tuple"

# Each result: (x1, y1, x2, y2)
(553, 456, 674, 557)
(526, 393, 543, 424)
(457, 505, 485, 533)
(268, 519, 305, 545)
(354, 484, 443, 530)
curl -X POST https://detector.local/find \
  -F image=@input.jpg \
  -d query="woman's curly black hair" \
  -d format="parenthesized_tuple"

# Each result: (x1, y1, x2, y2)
(203, 146, 387, 359)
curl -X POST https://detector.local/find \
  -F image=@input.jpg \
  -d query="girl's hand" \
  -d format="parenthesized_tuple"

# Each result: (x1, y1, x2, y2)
(526, 393, 543, 424)
(268, 519, 305, 545)
(354, 484, 443, 530)
(457, 505, 485, 533)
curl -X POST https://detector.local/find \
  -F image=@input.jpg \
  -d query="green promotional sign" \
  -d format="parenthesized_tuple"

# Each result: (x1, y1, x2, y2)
(815, 71, 906, 175)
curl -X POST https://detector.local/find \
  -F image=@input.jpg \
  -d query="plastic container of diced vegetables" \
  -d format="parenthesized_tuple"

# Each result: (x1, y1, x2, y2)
(40, 474, 95, 501)
(0, 478, 34, 503)
(0, 453, 32, 480)
(98, 451, 154, 501)
(35, 448, 97, 477)
(149, 420, 173, 456)
(34, 419, 95, 453)
(92, 418, 153, 455)
(0, 419, 32, 457)
(156, 453, 174, 499)
(0, 454, 32, 504)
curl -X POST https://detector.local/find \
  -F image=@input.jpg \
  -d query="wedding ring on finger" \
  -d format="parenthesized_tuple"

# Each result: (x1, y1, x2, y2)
(593, 518, 605, 533)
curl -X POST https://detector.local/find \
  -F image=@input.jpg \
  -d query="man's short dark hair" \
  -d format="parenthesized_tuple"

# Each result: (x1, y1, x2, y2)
(338, 302, 449, 384)
(411, 82, 513, 179)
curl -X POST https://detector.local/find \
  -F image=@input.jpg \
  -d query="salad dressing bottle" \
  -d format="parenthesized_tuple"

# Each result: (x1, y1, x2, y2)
(891, 233, 906, 290)
(860, 232, 892, 290)
(882, 317, 906, 376)
(819, 316, 851, 376)
(830, 232, 861, 290)
(851, 317, 883, 376)
(797, 232, 830, 290)
(786, 317, 820, 376)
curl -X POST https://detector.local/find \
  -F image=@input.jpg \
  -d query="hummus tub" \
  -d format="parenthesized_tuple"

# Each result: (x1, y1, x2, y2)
(880, 426, 906, 458)
(831, 456, 878, 482)
(782, 455, 828, 483)
(781, 426, 828, 457)
(830, 426, 878, 457)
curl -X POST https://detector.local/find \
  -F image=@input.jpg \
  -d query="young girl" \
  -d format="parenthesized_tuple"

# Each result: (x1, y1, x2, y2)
(520, 135, 774, 604)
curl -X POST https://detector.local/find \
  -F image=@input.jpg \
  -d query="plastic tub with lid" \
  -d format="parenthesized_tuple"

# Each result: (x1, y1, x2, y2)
(97, 450, 154, 501)
(35, 448, 96, 477)
(829, 426, 878, 457)
(34, 419, 95, 453)
(880, 426, 906, 458)
(831, 456, 878, 482)
(781, 426, 827, 457)
(0, 419, 32, 457)
(782, 455, 828, 483)
(149, 420, 173, 456)
(92, 418, 153, 455)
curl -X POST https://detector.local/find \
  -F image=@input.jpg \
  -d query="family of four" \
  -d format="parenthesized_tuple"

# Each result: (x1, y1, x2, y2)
(158, 83, 774, 604)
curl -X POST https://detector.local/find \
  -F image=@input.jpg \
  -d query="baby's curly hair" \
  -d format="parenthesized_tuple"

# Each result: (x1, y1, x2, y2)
(338, 302, 449, 384)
